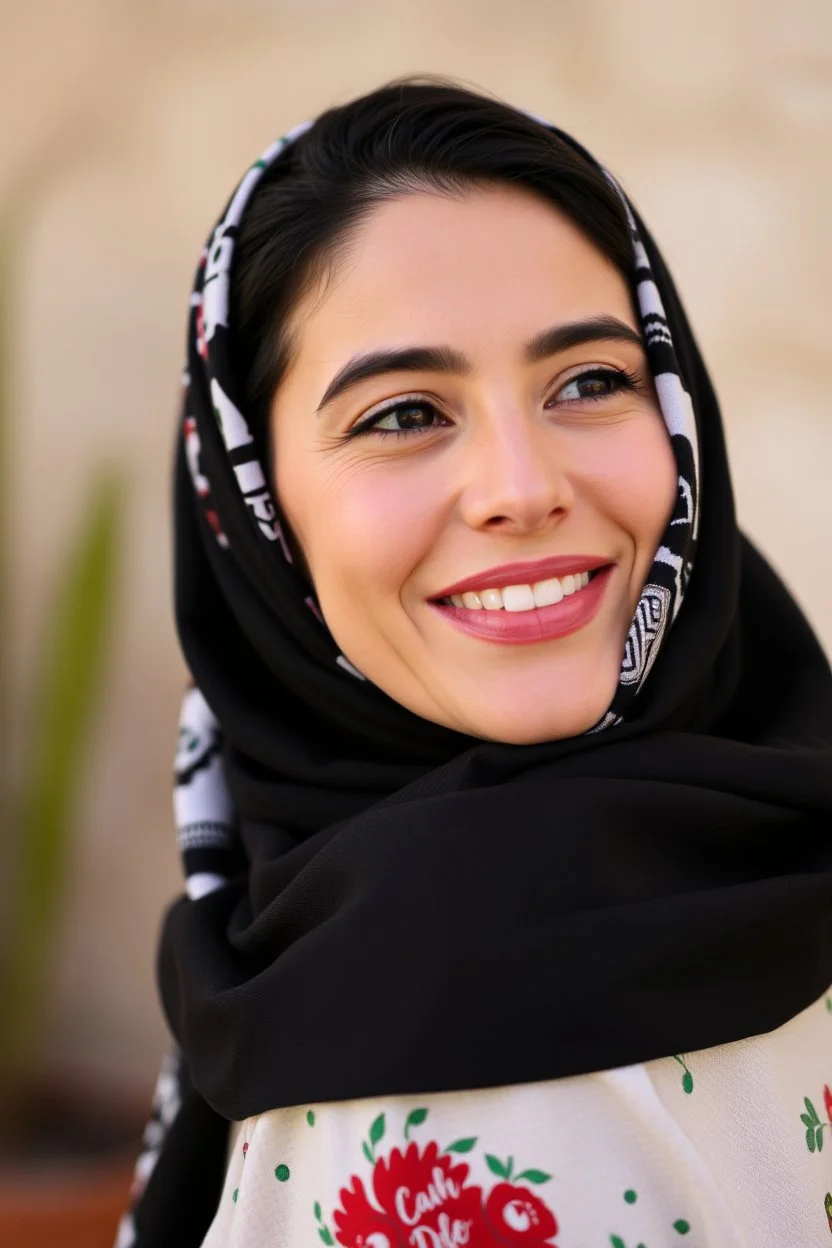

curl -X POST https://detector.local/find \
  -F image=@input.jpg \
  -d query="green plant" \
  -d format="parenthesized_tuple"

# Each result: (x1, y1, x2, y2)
(0, 213, 125, 1131)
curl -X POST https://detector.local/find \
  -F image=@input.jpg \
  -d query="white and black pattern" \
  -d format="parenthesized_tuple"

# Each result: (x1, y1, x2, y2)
(620, 584, 672, 687)
(113, 1051, 184, 1248)
(174, 686, 238, 900)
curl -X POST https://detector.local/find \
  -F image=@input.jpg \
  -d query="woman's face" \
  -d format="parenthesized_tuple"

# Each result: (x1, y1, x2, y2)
(272, 184, 677, 743)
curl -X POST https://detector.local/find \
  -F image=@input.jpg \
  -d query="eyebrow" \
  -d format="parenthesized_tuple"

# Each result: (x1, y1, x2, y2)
(315, 315, 643, 412)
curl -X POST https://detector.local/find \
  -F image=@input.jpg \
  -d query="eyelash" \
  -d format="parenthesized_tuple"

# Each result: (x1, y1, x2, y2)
(344, 366, 642, 441)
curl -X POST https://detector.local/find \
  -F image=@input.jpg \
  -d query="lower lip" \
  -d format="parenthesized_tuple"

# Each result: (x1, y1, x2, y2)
(430, 566, 613, 645)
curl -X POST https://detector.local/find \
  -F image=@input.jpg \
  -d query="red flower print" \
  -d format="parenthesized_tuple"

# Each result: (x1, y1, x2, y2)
(824, 1085, 832, 1123)
(333, 1175, 405, 1248)
(330, 1136, 559, 1248)
(484, 1183, 558, 1246)
(372, 1141, 493, 1247)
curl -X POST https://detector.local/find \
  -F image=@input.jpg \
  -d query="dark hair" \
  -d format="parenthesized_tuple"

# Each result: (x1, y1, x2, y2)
(231, 79, 634, 435)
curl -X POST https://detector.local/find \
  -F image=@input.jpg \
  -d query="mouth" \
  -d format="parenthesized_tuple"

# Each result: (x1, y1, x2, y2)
(429, 562, 614, 645)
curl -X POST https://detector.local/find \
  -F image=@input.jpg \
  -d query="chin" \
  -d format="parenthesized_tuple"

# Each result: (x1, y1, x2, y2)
(459, 685, 617, 745)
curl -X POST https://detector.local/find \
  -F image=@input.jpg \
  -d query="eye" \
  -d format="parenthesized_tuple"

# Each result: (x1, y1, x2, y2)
(348, 398, 451, 439)
(551, 367, 638, 405)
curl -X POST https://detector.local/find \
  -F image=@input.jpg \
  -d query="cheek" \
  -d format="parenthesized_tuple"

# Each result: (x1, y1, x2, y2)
(580, 418, 677, 563)
(281, 456, 449, 610)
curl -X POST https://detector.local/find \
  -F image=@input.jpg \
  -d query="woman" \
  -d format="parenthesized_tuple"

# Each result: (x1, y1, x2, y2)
(119, 82, 832, 1248)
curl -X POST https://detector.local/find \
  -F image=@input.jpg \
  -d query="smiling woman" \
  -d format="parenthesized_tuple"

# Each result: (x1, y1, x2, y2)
(272, 187, 676, 742)
(118, 82, 832, 1248)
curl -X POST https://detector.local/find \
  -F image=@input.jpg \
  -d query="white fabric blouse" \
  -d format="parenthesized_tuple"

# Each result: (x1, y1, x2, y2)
(200, 985, 832, 1247)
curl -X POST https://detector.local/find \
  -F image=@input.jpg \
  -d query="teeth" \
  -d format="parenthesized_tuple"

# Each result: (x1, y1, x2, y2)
(446, 569, 596, 612)
(533, 576, 564, 607)
(502, 584, 535, 612)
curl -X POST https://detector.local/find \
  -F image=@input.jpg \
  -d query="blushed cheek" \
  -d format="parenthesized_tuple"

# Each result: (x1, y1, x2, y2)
(620, 430, 677, 573)
(300, 466, 449, 618)
(586, 423, 676, 576)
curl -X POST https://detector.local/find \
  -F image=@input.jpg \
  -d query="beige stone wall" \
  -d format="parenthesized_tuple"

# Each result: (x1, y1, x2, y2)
(3, 0, 830, 1092)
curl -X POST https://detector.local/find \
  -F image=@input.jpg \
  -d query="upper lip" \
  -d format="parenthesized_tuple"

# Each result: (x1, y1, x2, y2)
(432, 555, 614, 599)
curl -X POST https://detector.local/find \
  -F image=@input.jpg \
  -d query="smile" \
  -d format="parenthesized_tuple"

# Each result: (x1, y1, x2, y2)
(443, 569, 593, 612)
(430, 562, 614, 645)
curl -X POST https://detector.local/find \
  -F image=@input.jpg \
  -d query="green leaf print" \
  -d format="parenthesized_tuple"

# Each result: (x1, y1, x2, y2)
(805, 1097, 821, 1124)
(362, 1140, 374, 1165)
(405, 1108, 429, 1140)
(610, 1237, 626, 1248)
(817, 1127, 825, 1153)
(369, 1113, 386, 1146)
(673, 1055, 693, 1094)
(485, 1154, 512, 1179)
(307, 1110, 316, 1127)
(808, 1127, 817, 1153)
(314, 1201, 335, 1246)
(673, 1220, 691, 1235)
(515, 1169, 552, 1185)
(445, 1137, 477, 1153)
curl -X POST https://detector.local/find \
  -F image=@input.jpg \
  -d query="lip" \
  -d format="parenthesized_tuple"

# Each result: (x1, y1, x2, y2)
(432, 554, 613, 599)
(430, 564, 613, 645)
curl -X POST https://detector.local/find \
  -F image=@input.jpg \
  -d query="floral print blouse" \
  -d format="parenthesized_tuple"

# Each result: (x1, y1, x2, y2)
(199, 985, 832, 1247)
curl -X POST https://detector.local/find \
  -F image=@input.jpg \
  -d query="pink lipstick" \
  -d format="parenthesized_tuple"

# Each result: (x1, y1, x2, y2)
(430, 563, 614, 645)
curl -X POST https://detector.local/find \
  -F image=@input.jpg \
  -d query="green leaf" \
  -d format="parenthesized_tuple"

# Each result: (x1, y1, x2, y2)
(610, 1236, 626, 1248)
(682, 1072, 694, 1095)
(319, 1230, 334, 1247)
(485, 1154, 510, 1179)
(804, 1097, 820, 1124)
(673, 1220, 691, 1235)
(313, 1202, 322, 1222)
(807, 1126, 817, 1153)
(515, 1169, 553, 1185)
(307, 1110, 316, 1127)
(817, 1127, 824, 1153)
(362, 1140, 374, 1165)
(1, 472, 124, 1077)
(801, 1113, 814, 1127)
(445, 1137, 477, 1154)
(506, 1155, 514, 1179)
(404, 1108, 428, 1140)
(369, 1113, 386, 1146)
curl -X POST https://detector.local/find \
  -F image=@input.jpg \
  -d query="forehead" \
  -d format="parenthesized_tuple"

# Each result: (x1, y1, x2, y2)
(288, 184, 636, 366)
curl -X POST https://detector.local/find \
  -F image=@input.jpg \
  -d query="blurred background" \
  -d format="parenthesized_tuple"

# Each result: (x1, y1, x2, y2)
(2, 0, 831, 1132)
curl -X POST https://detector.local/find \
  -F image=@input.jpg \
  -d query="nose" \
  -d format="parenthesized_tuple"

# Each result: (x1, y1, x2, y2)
(458, 406, 575, 536)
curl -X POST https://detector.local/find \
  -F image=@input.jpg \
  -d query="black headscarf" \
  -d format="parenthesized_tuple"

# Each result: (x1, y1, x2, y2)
(122, 97, 832, 1248)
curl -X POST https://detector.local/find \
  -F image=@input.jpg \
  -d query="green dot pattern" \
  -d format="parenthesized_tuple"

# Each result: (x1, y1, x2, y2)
(306, 1110, 315, 1126)
(275, 1164, 291, 1182)
(624, 1189, 637, 1204)
(673, 1219, 691, 1234)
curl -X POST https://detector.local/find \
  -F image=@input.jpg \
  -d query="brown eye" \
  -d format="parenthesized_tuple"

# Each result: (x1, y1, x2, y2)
(350, 399, 450, 438)
(382, 403, 437, 431)
(555, 368, 636, 404)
